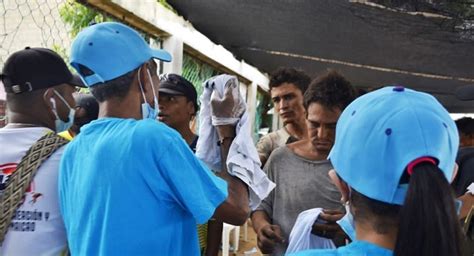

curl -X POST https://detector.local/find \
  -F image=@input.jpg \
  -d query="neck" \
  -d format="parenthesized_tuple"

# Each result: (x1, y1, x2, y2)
(7, 112, 53, 130)
(356, 221, 397, 251)
(176, 125, 196, 145)
(288, 139, 328, 161)
(98, 95, 142, 120)
(285, 120, 307, 140)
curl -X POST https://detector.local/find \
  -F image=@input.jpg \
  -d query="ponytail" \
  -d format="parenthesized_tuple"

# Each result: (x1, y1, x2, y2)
(395, 163, 464, 256)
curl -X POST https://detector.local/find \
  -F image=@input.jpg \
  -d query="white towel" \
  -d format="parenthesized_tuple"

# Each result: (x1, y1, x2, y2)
(196, 74, 275, 210)
(286, 208, 335, 254)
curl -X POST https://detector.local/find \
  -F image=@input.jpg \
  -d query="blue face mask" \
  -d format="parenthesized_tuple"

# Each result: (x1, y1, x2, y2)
(337, 203, 356, 241)
(52, 90, 75, 132)
(138, 67, 159, 119)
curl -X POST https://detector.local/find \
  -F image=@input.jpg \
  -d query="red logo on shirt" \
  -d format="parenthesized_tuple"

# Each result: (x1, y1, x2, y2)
(0, 163, 39, 204)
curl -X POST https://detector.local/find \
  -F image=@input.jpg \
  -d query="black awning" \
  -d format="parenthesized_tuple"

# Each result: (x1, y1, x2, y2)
(168, 0, 474, 112)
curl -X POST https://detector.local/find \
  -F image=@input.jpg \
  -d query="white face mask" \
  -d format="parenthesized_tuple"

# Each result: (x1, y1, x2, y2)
(51, 90, 75, 132)
(137, 67, 159, 119)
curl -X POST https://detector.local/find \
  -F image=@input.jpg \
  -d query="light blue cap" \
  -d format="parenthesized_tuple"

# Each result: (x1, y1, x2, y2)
(70, 22, 172, 87)
(329, 86, 459, 205)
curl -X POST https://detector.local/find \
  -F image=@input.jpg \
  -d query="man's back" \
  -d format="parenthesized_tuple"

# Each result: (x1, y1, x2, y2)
(0, 127, 67, 255)
(59, 118, 227, 255)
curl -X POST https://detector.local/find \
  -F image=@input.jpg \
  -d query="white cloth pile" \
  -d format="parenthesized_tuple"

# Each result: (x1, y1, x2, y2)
(196, 74, 275, 210)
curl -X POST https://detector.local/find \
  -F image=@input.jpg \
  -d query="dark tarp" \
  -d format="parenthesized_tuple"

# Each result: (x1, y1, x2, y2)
(168, 0, 474, 113)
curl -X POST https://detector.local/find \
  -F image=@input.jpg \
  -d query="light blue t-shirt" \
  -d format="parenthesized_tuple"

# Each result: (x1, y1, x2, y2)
(59, 118, 228, 255)
(290, 240, 393, 256)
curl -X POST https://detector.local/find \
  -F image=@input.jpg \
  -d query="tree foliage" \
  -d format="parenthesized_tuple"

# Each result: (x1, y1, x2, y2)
(59, 0, 111, 38)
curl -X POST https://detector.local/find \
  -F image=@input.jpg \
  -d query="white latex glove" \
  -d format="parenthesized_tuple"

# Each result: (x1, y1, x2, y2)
(210, 78, 245, 125)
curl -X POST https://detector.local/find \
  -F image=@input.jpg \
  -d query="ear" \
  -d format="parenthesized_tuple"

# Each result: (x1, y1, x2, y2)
(329, 169, 350, 203)
(136, 64, 149, 93)
(43, 89, 57, 119)
(187, 101, 195, 115)
(43, 89, 56, 111)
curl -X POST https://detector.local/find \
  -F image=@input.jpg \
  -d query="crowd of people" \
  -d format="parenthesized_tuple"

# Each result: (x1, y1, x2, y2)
(0, 21, 473, 256)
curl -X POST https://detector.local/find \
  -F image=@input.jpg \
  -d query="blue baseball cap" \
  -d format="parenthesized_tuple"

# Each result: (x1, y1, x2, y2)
(70, 22, 172, 87)
(329, 86, 459, 205)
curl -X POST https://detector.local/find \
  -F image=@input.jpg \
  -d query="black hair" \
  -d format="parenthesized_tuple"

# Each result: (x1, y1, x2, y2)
(303, 69, 356, 111)
(351, 189, 400, 235)
(352, 162, 464, 256)
(394, 163, 464, 256)
(89, 68, 136, 102)
(269, 67, 311, 93)
(455, 117, 474, 136)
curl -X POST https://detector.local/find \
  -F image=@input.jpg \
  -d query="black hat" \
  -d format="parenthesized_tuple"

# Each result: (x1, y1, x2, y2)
(75, 93, 99, 120)
(159, 73, 198, 112)
(456, 84, 474, 101)
(1, 47, 85, 94)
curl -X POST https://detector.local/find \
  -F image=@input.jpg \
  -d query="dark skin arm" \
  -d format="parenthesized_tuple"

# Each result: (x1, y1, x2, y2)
(212, 125, 250, 225)
(459, 193, 474, 220)
(311, 209, 349, 246)
(251, 210, 284, 254)
(205, 219, 223, 256)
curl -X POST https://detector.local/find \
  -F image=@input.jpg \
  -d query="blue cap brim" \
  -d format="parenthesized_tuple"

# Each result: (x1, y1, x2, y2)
(151, 49, 172, 62)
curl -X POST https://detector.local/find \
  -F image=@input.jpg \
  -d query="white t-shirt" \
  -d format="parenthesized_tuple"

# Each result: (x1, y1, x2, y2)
(0, 127, 67, 256)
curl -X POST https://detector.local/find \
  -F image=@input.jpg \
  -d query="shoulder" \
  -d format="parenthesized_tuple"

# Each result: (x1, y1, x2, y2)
(135, 119, 182, 143)
(257, 131, 275, 145)
(266, 146, 292, 167)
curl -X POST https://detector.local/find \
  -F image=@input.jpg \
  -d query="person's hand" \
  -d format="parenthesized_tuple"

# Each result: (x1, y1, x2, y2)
(210, 79, 245, 120)
(459, 193, 474, 220)
(256, 224, 285, 254)
(312, 209, 347, 240)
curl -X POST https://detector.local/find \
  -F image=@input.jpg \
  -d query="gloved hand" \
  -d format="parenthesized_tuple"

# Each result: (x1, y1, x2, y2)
(210, 78, 245, 125)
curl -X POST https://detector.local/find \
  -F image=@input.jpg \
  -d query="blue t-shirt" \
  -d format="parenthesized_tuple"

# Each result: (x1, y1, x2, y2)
(59, 118, 228, 255)
(290, 240, 393, 256)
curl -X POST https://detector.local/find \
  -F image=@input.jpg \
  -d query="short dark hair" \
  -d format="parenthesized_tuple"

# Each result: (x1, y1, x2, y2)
(303, 70, 356, 111)
(269, 67, 310, 93)
(455, 117, 474, 135)
(89, 69, 136, 102)
(351, 189, 400, 234)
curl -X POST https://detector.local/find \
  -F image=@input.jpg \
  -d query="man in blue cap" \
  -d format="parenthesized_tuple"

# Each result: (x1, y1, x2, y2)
(59, 22, 249, 255)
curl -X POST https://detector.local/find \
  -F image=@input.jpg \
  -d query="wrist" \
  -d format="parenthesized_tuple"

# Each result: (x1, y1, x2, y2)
(216, 125, 236, 140)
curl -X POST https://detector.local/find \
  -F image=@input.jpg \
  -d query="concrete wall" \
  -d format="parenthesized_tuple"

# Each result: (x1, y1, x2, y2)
(0, 0, 71, 67)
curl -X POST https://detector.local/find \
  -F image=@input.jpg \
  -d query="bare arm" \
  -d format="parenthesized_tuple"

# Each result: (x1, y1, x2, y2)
(251, 210, 284, 254)
(205, 219, 223, 256)
(212, 125, 250, 225)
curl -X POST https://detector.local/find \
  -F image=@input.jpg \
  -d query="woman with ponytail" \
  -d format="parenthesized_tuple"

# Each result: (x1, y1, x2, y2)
(292, 86, 464, 256)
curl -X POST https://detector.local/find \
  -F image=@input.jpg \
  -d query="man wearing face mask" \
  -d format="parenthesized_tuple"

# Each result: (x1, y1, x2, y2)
(58, 93, 99, 140)
(58, 22, 250, 255)
(0, 47, 81, 255)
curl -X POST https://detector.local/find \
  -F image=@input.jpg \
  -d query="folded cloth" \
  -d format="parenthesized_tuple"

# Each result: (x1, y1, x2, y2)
(287, 208, 336, 254)
(196, 74, 275, 210)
